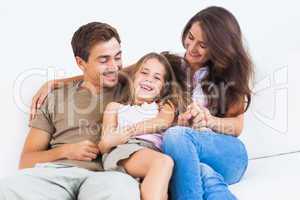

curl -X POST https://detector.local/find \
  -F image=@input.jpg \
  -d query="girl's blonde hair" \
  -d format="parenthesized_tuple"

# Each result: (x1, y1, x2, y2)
(126, 52, 189, 114)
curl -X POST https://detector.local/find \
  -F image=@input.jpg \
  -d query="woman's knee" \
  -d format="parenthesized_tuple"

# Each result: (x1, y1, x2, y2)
(226, 150, 248, 185)
(164, 126, 190, 136)
(162, 126, 194, 159)
(162, 126, 190, 147)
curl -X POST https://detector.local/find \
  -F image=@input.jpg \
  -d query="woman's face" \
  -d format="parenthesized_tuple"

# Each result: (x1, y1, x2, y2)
(184, 22, 210, 69)
(133, 58, 166, 103)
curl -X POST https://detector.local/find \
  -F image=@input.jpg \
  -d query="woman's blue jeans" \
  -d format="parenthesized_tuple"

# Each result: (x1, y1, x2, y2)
(162, 126, 248, 200)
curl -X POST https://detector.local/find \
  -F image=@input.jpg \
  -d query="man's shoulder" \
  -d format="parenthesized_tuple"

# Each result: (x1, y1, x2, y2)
(46, 82, 76, 105)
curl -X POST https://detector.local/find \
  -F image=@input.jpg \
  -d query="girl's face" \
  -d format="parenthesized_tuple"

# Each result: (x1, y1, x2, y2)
(133, 58, 166, 103)
(184, 22, 210, 69)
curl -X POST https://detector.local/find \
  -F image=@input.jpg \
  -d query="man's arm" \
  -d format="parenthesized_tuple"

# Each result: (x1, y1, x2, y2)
(121, 63, 136, 75)
(30, 75, 83, 120)
(19, 128, 66, 169)
(30, 64, 137, 120)
(52, 63, 136, 87)
(19, 128, 100, 169)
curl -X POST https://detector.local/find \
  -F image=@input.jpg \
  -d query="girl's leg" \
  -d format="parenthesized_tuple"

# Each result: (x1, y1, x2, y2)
(119, 148, 174, 200)
(162, 126, 247, 200)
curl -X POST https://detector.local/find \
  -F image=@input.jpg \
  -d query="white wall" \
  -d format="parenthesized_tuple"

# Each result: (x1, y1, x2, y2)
(0, 0, 299, 178)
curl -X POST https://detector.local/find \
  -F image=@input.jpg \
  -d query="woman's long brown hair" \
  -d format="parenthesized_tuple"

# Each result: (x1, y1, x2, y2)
(182, 6, 254, 117)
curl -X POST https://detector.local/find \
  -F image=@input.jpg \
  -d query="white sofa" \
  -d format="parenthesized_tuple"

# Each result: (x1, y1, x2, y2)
(1, 1, 299, 199)
(229, 53, 300, 199)
(1, 54, 299, 200)
(2, 59, 299, 200)
(230, 152, 300, 199)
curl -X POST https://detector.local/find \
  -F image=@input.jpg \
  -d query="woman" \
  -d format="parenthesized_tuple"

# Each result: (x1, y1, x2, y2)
(30, 6, 253, 200)
(161, 6, 253, 200)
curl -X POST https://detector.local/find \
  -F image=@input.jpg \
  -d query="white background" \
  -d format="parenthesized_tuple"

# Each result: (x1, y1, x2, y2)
(0, 0, 299, 178)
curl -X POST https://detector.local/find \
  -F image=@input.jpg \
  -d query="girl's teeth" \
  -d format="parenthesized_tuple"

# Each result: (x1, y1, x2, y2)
(141, 85, 152, 91)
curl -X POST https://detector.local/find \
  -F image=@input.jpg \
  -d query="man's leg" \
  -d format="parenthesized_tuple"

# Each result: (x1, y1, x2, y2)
(0, 163, 89, 200)
(78, 171, 140, 200)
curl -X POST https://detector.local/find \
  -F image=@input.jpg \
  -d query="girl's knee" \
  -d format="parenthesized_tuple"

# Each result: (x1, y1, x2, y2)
(161, 154, 174, 169)
(154, 154, 174, 170)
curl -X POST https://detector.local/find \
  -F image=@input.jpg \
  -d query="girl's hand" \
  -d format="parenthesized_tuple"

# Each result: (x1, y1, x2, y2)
(98, 126, 135, 154)
(188, 102, 215, 130)
(30, 80, 60, 120)
(177, 111, 192, 126)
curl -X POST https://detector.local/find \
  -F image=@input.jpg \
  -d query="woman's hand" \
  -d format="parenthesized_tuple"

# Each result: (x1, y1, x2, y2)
(178, 102, 244, 136)
(98, 126, 135, 154)
(189, 102, 216, 130)
(30, 80, 60, 120)
(178, 102, 216, 130)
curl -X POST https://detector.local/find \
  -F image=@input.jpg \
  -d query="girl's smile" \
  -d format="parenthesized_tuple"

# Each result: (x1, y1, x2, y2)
(133, 58, 166, 102)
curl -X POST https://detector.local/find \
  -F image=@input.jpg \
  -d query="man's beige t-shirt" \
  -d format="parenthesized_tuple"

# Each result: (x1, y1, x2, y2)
(29, 80, 130, 171)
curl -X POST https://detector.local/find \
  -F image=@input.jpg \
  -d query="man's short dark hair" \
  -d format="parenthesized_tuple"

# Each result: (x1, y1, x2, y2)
(71, 22, 121, 62)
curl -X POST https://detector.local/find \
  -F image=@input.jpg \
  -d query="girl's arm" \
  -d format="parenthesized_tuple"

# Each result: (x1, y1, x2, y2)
(98, 102, 119, 154)
(131, 103, 176, 136)
(98, 102, 133, 154)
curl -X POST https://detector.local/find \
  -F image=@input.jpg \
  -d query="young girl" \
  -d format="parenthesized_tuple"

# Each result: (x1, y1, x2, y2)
(98, 52, 186, 200)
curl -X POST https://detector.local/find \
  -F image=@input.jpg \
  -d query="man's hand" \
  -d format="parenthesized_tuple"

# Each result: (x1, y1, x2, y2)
(62, 140, 100, 161)
(30, 80, 60, 120)
(19, 128, 99, 168)
(98, 126, 135, 154)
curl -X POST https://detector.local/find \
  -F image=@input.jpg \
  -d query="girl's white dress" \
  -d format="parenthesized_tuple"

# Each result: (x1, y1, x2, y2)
(102, 102, 162, 172)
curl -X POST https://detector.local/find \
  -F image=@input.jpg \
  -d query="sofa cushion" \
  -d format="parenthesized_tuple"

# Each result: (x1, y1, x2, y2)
(230, 152, 300, 199)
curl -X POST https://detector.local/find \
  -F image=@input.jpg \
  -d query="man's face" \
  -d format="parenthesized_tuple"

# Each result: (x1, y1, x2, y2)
(78, 37, 122, 88)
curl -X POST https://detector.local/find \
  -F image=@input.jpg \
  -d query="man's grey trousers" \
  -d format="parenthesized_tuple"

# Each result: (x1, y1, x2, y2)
(0, 163, 140, 200)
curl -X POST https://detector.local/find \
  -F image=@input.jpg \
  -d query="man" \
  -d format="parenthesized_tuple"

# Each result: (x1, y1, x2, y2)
(0, 22, 139, 200)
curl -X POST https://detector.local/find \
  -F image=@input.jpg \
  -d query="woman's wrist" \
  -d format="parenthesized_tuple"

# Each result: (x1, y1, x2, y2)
(207, 115, 219, 130)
